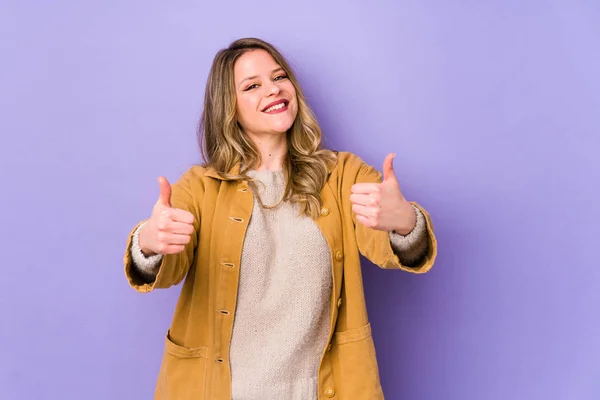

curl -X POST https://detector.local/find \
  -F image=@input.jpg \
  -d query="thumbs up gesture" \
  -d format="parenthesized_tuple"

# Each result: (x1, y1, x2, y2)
(350, 153, 417, 235)
(138, 176, 195, 256)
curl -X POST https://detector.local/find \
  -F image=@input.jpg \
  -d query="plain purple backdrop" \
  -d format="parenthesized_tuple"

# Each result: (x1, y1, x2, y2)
(1, 1, 599, 399)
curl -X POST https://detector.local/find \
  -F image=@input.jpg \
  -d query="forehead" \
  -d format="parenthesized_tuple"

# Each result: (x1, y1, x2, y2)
(234, 49, 281, 81)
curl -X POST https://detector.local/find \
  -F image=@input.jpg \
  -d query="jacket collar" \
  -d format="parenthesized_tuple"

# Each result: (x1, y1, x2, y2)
(204, 163, 241, 181)
(204, 154, 337, 181)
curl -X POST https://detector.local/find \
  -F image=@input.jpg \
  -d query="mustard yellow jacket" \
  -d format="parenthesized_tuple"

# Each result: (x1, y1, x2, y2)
(124, 152, 438, 400)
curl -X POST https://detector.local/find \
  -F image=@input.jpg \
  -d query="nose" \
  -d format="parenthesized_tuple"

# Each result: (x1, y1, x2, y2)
(265, 80, 280, 96)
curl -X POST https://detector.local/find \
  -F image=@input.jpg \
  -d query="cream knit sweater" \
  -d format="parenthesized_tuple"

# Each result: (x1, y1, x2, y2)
(130, 170, 428, 400)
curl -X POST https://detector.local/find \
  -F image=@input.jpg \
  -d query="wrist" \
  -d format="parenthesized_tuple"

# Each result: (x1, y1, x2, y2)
(138, 223, 157, 257)
(140, 247, 157, 257)
(393, 203, 417, 235)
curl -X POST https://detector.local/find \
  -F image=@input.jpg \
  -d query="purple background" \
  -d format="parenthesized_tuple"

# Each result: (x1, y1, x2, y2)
(1, 1, 599, 399)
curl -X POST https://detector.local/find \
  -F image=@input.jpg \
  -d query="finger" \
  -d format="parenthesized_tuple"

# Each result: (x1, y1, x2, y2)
(157, 218, 195, 234)
(382, 153, 398, 183)
(158, 244, 186, 255)
(350, 193, 375, 206)
(157, 176, 172, 207)
(160, 232, 192, 246)
(169, 208, 195, 224)
(355, 214, 374, 228)
(351, 183, 380, 194)
(167, 221, 195, 235)
(352, 203, 375, 218)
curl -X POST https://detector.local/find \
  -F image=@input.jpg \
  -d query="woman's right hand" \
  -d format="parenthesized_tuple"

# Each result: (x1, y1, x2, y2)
(138, 176, 195, 256)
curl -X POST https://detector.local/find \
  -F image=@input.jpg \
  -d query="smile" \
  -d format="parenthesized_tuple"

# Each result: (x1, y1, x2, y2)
(262, 100, 289, 114)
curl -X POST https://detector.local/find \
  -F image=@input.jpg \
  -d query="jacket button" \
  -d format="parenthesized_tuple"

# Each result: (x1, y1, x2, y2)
(325, 388, 336, 397)
(320, 207, 330, 216)
(335, 251, 343, 261)
(337, 298, 342, 308)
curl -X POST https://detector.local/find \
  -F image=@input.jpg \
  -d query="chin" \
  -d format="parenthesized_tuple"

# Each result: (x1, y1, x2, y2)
(269, 120, 295, 133)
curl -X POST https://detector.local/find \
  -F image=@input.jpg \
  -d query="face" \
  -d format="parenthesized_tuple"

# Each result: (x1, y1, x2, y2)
(234, 49, 298, 137)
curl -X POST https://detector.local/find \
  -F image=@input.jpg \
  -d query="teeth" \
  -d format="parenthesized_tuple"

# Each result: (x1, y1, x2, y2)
(265, 102, 286, 113)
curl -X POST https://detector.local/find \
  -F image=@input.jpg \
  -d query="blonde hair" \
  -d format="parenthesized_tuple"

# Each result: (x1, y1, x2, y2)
(198, 37, 337, 219)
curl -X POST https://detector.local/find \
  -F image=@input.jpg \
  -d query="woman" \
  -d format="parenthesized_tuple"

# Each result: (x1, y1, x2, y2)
(124, 38, 437, 400)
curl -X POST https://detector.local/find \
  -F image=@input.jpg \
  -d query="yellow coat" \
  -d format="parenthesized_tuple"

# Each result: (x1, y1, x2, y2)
(124, 151, 438, 399)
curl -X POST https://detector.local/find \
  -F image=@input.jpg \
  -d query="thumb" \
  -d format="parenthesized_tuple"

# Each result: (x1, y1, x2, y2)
(157, 176, 172, 207)
(382, 153, 398, 184)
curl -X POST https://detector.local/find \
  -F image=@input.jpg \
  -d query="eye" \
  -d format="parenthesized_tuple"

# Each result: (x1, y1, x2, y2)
(274, 74, 288, 81)
(244, 84, 259, 91)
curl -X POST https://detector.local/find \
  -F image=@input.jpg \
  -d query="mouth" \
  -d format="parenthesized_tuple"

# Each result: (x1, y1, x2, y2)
(262, 99, 289, 114)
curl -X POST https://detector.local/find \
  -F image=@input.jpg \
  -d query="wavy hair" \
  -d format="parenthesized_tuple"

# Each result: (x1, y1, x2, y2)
(198, 38, 337, 219)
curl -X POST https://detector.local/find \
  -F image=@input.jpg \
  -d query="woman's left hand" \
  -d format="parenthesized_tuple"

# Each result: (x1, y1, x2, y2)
(350, 153, 417, 235)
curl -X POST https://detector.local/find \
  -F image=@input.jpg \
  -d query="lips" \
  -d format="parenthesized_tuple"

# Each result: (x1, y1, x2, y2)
(262, 99, 289, 113)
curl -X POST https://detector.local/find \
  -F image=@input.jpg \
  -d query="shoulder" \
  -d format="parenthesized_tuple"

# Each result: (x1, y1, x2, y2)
(173, 165, 213, 190)
(331, 151, 379, 180)
(173, 165, 205, 181)
(334, 151, 361, 164)
(182, 164, 210, 179)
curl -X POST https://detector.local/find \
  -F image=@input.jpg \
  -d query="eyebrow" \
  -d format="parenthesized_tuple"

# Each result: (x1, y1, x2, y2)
(239, 67, 285, 87)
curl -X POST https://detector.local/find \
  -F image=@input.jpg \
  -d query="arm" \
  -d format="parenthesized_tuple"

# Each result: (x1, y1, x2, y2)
(123, 170, 202, 293)
(129, 221, 163, 282)
(388, 205, 429, 267)
(350, 154, 437, 273)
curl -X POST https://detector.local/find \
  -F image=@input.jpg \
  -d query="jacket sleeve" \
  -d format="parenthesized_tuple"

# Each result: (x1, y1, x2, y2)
(129, 221, 163, 279)
(388, 204, 430, 266)
(123, 169, 202, 292)
(352, 159, 437, 273)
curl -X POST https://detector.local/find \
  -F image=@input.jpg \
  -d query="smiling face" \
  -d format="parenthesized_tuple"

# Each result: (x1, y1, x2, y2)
(234, 49, 298, 138)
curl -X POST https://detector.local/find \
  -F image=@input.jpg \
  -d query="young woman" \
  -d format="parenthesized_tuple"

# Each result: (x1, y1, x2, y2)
(124, 37, 437, 400)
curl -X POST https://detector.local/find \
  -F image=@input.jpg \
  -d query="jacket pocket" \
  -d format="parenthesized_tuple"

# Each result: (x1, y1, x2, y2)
(155, 331, 208, 400)
(332, 323, 384, 399)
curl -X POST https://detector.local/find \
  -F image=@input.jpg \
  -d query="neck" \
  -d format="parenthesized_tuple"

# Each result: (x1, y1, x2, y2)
(247, 131, 288, 171)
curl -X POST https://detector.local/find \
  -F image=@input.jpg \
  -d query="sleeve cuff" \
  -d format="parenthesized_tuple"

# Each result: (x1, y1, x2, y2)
(130, 222, 163, 279)
(389, 205, 429, 266)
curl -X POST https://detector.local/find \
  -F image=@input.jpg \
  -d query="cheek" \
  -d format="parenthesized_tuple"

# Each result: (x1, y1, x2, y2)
(289, 98, 299, 120)
(285, 83, 297, 101)
(284, 85, 299, 117)
(236, 97, 253, 124)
